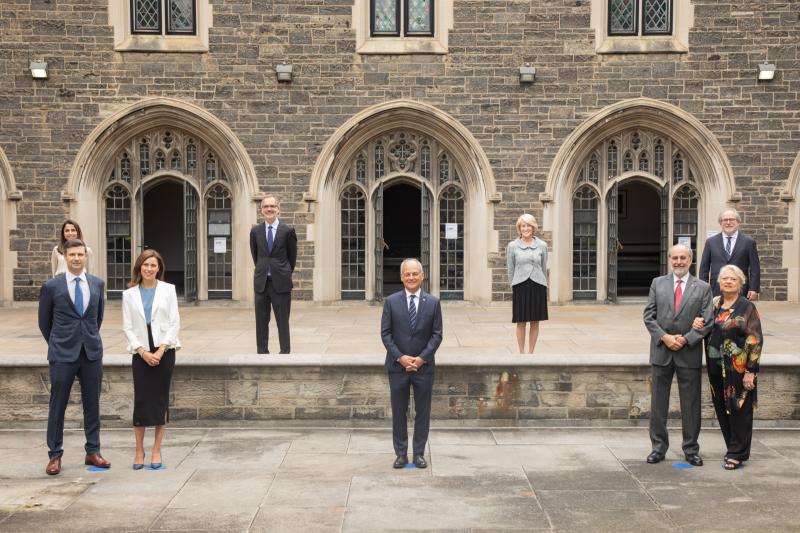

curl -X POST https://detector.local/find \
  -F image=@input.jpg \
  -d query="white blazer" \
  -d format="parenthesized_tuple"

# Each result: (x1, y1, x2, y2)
(122, 281, 181, 354)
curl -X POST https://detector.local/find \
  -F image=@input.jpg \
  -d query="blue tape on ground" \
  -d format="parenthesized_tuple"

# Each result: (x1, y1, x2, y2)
(671, 462, 694, 469)
(403, 463, 416, 469)
(86, 466, 111, 472)
(147, 464, 167, 471)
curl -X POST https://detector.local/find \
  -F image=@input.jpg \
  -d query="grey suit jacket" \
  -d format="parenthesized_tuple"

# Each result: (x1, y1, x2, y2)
(38, 273, 105, 363)
(381, 290, 443, 374)
(250, 220, 298, 294)
(643, 274, 713, 369)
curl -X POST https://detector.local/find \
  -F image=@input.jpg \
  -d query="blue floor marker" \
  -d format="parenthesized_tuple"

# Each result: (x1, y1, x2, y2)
(147, 464, 167, 471)
(403, 463, 416, 469)
(86, 466, 111, 472)
(671, 462, 694, 469)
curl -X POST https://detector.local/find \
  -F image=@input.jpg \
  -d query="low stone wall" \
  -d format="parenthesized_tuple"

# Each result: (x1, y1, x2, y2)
(2, 354, 799, 427)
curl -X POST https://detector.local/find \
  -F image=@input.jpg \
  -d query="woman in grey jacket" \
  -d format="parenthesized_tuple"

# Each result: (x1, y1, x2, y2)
(507, 214, 548, 354)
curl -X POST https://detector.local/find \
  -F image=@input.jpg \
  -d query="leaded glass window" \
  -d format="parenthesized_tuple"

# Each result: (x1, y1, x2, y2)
(341, 186, 366, 300)
(623, 151, 634, 172)
(607, 140, 618, 176)
(356, 155, 367, 184)
(374, 142, 385, 178)
(187, 143, 197, 171)
(139, 141, 150, 176)
(673, 185, 698, 274)
(609, 0, 637, 36)
(654, 139, 665, 178)
(572, 186, 598, 299)
(643, 0, 671, 35)
(371, 0, 434, 37)
(588, 154, 599, 184)
(206, 156, 217, 183)
(439, 186, 464, 300)
(105, 185, 132, 299)
(672, 152, 684, 184)
(420, 143, 431, 180)
(206, 185, 232, 298)
(170, 150, 181, 170)
(439, 154, 450, 184)
(120, 152, 132, 183)
(155, 150, 165, 171)
(132, 0, 161, 34)
(638, 151, 649, 173)
(167, 0, 196, 34)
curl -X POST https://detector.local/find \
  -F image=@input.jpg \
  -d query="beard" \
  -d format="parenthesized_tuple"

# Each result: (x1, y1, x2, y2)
(672, 266, 689, 277)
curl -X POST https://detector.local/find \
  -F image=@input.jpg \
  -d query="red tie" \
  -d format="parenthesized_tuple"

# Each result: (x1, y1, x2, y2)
(674, 279, 683, 310)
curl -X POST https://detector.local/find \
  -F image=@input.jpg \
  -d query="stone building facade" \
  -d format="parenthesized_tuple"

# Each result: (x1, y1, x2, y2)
(0, 0, 798, 305)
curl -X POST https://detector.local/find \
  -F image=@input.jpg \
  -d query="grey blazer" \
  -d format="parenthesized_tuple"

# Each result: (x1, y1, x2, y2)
(507, 237, 548, 287)
(643, 274, 713, 369)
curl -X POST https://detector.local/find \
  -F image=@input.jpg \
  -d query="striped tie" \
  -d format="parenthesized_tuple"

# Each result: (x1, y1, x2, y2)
(725, 236, 732, 258)
(408, 294, 417, 330)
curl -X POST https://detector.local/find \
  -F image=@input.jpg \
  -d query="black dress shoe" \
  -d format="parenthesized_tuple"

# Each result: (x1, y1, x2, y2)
(685, 453, 704, 466)
(393, 456, 408, 469)
(413, 454, 427, 469)
(646, 452, 665, 464)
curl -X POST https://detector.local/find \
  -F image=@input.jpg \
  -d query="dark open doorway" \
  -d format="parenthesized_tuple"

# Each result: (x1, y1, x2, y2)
(617, 180, 660, 297)
(382, 182, 421, 295)
(143, 181, 185, 295)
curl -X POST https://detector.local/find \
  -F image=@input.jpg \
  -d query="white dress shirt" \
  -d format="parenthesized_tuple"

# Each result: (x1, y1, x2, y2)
(723, 230, 738, 254)
(265, 220, 279, 242)
(405, 288, 421, 313)
(673, 273, 689, 293)
(65, 270, 90, 314)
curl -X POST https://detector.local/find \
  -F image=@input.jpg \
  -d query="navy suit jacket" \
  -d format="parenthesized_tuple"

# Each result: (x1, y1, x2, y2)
(698, 231, 760, 294)
(250, 221, 298, 294)
(38, 273, 105, 363)
(381, 290, 443, 374)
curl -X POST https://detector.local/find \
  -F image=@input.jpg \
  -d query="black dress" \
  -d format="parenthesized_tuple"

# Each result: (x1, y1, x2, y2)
(512, 278, 548, 323)
(132, 325, 176, 427)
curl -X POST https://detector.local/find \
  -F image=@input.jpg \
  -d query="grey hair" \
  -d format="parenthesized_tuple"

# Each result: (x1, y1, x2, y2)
(400, 258, 424, 275)
(718, 264, 746, 286)
(668, 243, 693, 260)
(718, 208, 741, 223)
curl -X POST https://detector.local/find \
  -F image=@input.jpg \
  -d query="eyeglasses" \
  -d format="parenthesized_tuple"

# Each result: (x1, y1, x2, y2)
(720, 218, 737, 223)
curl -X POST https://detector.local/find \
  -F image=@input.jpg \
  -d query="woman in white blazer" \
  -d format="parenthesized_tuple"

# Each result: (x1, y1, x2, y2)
(52, 219, 93, 276)
(122, 249, 180, 470)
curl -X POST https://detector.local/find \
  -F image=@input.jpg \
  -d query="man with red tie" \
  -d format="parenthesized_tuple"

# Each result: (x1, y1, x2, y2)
(643, 244, 713, 467)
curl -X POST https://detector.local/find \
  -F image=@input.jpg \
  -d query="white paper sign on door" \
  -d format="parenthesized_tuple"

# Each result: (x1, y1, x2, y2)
(445, 223, 458, 240)
(213, 237, 227, 254)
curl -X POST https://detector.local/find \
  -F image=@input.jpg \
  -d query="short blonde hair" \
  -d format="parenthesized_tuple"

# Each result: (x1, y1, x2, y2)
(718, 264, 746, 287)
(515, 214, 538, 236)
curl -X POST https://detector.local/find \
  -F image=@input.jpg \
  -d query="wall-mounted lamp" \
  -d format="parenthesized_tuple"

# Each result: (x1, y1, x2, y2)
(30, 61, 48, 79)
(757, 63, 775, 81)
(519, 64, 536, 84)
(275, 63, 293, 83)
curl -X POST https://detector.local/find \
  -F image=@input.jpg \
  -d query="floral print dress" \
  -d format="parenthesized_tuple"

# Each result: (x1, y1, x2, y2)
(706, 295, 763, 413)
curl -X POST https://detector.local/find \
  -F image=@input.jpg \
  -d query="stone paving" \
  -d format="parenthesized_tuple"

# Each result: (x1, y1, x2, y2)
(0, 427, 798, 532)
(4, 300, 800, 357)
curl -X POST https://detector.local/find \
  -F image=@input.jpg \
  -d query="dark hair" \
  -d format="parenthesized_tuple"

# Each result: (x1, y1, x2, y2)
(63, 239, 87, 253)
(129, 249, 166, 287)
(57, 219, 84, 254)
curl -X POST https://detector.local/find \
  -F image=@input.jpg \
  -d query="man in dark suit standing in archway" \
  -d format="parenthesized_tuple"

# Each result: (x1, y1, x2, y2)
(250, 195, 297, 354)
(699, 208, 761, 299)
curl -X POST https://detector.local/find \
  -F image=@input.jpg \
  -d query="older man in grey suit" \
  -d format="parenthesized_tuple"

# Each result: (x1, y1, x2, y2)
(643, 244, 713, 466)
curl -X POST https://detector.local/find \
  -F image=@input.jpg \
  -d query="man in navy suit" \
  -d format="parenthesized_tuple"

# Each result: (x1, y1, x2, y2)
(699, 208, 761, 299)
(250, 195, 297, 354)
(38, 239, 110, 475)
(381, 258, 443, 469)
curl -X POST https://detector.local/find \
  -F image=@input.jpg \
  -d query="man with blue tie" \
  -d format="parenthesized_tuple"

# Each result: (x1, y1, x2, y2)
(250, 195, 297, 354)
(381, 258, 443, 469)
(699, 208, 761, 300)
(38, 239, 109, 475)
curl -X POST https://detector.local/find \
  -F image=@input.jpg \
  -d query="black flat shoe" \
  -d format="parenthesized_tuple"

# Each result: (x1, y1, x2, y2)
(685, 454, 703, 467)
(413, 454, 427, 468)
(646, 452, 665, 464)
(393, 456, 408, 469)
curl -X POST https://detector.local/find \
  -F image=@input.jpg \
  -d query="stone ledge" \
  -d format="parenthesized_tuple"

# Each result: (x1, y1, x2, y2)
(4, 353, 799, 367)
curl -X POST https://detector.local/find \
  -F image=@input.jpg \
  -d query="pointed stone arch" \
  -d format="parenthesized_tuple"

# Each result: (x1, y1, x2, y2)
(781, 151, 800, 301)
(66, 97, 259, 301)
(543, 98, 737, 302)
(0, 148, 20, 304)
(307, 99, 498, 302)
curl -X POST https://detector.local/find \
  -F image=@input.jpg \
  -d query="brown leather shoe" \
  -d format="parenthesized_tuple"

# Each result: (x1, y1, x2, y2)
(46, 457, 61, 475)
(84, 453, 111, 468)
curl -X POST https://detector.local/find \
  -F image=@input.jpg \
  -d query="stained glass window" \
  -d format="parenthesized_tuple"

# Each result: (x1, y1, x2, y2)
(407, 0, 433, 36)
(608, 0, 672, 37)
(654, 139, 665, 178)
(643, 0, 671, 35)
(132, 0, 160, 34)
(167, 0, 196, 34)
(371, 0, 434, 37)
(609, 0, 637, 35)
(131, 0, 196, 36)
(372, 0, 400, 36)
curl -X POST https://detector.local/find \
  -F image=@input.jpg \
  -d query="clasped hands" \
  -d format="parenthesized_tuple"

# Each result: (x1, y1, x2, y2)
(139, 346, 165, 367)
(660, 333, 688, 351)
(398, 355, 426, 372)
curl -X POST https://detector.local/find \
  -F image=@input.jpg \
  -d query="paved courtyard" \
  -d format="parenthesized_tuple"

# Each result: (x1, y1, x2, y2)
(4, 300, 800, 357)
(0, 426, 798, 532)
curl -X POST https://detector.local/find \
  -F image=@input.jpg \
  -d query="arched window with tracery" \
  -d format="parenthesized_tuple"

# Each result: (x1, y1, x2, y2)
(439, 185, 464, 300)
(105, 184, 132, 299)
(572, 186, 598, 299)
(340, 185, 366, 299)
(673, 185, 698, 275)
(206, 184, 232, 298)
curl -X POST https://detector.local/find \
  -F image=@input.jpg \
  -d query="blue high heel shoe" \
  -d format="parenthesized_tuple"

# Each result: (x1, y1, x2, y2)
(150, 454, 163, 470)
(133, 452, 145, 470)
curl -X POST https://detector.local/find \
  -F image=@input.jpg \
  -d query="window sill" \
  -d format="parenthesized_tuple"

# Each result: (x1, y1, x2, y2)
(114, 35, 209, 53)
(356, 38, 447, 55)
(597, 36, 688, 54)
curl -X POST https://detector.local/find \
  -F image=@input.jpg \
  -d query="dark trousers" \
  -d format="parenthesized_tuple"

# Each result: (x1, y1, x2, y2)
(254, 278, 291, 354)
(707, 366, 754, 461)
(649, 362, 701, 455)
(388, 369, 434, 457)
(47, 348, 103, 459)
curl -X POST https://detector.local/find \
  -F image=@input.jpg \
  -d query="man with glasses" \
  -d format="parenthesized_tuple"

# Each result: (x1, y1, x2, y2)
(699, 208, 761, 299)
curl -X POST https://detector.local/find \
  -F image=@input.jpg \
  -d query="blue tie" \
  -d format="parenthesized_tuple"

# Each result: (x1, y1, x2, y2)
(408, 294, 417, 330)
(267, 224, 274, 253)
(73, 278, 84, 316)
(725, 236, 732, 258)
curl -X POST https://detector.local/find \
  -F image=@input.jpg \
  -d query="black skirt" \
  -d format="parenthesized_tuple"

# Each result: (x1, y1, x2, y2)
(132, 325, 176, 427)
(512, 278, 549, 323)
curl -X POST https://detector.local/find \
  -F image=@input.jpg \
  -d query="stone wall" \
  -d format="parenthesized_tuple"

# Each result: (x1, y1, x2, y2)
(2, 355, 798, 426)
(0, 1, 798, 300)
